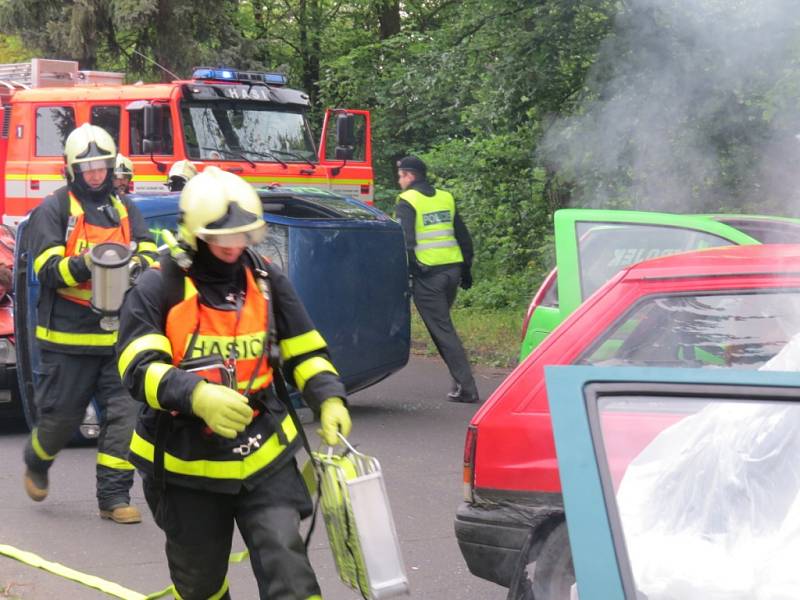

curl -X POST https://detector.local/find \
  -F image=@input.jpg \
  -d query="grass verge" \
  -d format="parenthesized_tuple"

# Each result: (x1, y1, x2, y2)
(411, 304, 524, 369)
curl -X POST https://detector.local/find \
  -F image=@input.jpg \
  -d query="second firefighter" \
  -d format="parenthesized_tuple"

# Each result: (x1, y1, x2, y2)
(22, 123, 158, 523)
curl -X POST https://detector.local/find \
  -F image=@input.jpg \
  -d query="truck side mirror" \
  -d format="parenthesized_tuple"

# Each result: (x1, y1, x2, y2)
(335, 113, 355, 160)
(143, 104, 164, 154)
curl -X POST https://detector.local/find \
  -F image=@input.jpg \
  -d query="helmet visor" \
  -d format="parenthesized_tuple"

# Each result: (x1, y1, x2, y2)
(75, 158, 114, 173)
(197, 224, 267, 248)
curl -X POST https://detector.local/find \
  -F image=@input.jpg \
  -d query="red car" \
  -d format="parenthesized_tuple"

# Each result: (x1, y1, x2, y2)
(456, 244, 800, 600)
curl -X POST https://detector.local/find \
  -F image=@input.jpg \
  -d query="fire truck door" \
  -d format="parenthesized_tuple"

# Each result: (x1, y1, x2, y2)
(319, 109, 373, 202)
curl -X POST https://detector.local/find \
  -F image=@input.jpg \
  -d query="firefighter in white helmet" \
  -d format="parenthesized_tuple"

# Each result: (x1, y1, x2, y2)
(117, 166, 351, 598)
(22, 123, 158, 523)
(113, 153, 134, 197)
(166, 159, 198, 192)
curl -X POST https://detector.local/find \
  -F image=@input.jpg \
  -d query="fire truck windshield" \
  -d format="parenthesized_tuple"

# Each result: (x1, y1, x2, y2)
(180, 101, 317, 164)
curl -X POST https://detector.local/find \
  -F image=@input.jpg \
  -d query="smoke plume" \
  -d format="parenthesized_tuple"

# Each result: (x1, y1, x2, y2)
(540, 0, 800, 214)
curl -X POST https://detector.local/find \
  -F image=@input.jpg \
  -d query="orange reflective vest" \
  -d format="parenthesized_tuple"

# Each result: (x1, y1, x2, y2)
(57, 192, 131, 307)
(165, 267, 272, 394)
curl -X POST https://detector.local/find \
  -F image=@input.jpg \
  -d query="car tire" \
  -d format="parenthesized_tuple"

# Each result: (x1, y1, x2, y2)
(506, 538, 536, 600)
(531, 521, 575, 600)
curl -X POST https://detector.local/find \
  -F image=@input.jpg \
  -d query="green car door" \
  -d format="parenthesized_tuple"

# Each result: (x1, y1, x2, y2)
(519, 209, 789, 361)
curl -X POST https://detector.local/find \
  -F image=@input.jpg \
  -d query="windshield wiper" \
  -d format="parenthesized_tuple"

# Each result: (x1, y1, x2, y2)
(233, 151, 256, 168)
(198, 146, 258, 168)
(267, 148, 317, 170)
(234, 149, 292, 169)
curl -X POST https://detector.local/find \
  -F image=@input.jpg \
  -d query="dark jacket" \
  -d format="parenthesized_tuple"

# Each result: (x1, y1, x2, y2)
(117, 254, 346, 493)
(30, 185, 156, 355)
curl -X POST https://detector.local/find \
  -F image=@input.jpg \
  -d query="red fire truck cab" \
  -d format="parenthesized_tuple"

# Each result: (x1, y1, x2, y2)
(0, 58, 373, 226)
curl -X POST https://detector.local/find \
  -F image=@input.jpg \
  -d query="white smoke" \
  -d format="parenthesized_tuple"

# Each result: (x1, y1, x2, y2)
(540, 0, 800, 214)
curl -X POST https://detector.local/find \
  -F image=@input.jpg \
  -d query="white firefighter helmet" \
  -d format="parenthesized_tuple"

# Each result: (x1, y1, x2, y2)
(178, 166, 265, 250)
(64, 123, 116, 181)
(169, 159, 198, 181)
(114, 154, 134, 178)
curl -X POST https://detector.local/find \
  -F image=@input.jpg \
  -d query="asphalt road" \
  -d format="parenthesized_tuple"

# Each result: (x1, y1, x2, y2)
(0, 355, 511, 599)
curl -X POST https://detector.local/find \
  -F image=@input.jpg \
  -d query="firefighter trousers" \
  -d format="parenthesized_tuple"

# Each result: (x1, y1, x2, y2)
(412, 264, 478, 397)
(142, 459, 320, 600)
(23, 350, 139, 510)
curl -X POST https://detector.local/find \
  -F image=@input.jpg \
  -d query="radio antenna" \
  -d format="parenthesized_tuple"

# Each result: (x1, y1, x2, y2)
(132, 48, 180, 81)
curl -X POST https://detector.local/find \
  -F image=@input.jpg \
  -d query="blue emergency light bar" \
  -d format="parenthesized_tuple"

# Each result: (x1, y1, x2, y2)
(192, 67, 288, 86)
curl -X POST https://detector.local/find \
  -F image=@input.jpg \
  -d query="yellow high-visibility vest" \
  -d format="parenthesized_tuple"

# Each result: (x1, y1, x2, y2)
(398, 188, 463, 266)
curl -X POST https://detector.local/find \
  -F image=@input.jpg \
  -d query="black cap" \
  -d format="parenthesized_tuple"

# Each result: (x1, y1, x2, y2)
(397, 155, 427, 178)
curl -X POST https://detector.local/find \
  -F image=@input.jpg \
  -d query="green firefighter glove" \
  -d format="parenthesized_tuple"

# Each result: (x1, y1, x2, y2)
(191, 381, 253, 439)
(318, 397, 352, 446)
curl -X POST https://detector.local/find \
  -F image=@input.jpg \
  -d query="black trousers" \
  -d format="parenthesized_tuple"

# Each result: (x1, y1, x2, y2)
(412, 264, 478, 396)
(143, 460, 320, 600)
(23, 350, 139, 509)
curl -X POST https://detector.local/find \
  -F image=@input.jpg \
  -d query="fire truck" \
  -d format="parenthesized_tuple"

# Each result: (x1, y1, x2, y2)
(0, 58, 373, 226)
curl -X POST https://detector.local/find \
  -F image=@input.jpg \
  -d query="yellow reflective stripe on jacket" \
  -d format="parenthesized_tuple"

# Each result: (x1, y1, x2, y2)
(32, 428, 55, 461)
(237, 373, 270, 392)
(279, 330, 327, 360)
(184, 277, 198, 299)
(69, 194, 83, 216)
(36, 325, 117, 347)
(118, 334, 174, 378)
(129, 414, 297, 480)
(96, 452, 135, 471)
(56, 287, 93, 301)
(33, 245, 65, 274)
(111, 196, 128, 219)
(144, 363, 173, 409)
(137, 241, 158, 253)
(57, 256, 78, 287)
(294, 356, 338, 391)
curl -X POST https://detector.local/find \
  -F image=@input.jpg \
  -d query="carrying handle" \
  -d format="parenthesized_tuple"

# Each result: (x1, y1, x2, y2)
(321, 432, 363, 459)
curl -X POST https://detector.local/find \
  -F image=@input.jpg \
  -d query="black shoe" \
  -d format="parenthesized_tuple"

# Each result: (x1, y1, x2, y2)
(448, 390, 480, 404)
(447, 382, 462, 398)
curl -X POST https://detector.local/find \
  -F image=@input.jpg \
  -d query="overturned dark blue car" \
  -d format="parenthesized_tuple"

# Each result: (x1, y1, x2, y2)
(14, 187, 410, 438)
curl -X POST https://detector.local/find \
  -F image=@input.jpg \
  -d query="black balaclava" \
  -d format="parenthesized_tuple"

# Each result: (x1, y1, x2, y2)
(69, 168, 115, 204)
(189, 239, 246, 306)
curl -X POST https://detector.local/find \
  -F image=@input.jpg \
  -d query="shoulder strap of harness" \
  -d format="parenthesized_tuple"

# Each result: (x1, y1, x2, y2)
(243, 248, 320, 546)
(243, 248, 281, 369)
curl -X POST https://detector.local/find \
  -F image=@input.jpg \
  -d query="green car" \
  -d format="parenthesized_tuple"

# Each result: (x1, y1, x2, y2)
(519, 209, 800, 361)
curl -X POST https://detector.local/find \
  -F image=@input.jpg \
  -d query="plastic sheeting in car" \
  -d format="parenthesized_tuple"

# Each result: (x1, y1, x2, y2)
(615, 334, 800, 600)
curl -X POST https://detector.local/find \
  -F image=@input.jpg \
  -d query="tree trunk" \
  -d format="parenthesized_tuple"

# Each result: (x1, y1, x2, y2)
(378, 0, 401, 39)
(154, 0, 175, 81)
(299, 0, 321, 107)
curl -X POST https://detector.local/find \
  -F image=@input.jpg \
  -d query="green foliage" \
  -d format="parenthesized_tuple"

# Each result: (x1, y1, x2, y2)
(6, 0, 800, 312)
(0, 35, 32, 63)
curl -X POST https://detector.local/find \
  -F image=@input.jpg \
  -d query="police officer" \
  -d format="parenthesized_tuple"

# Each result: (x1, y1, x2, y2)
(23, 123, 158, 523)
(116, 166, 351, 599)
(113, 154, 134, 197)
(395, 155, 479, 403)
(166, 159, 198, 192)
